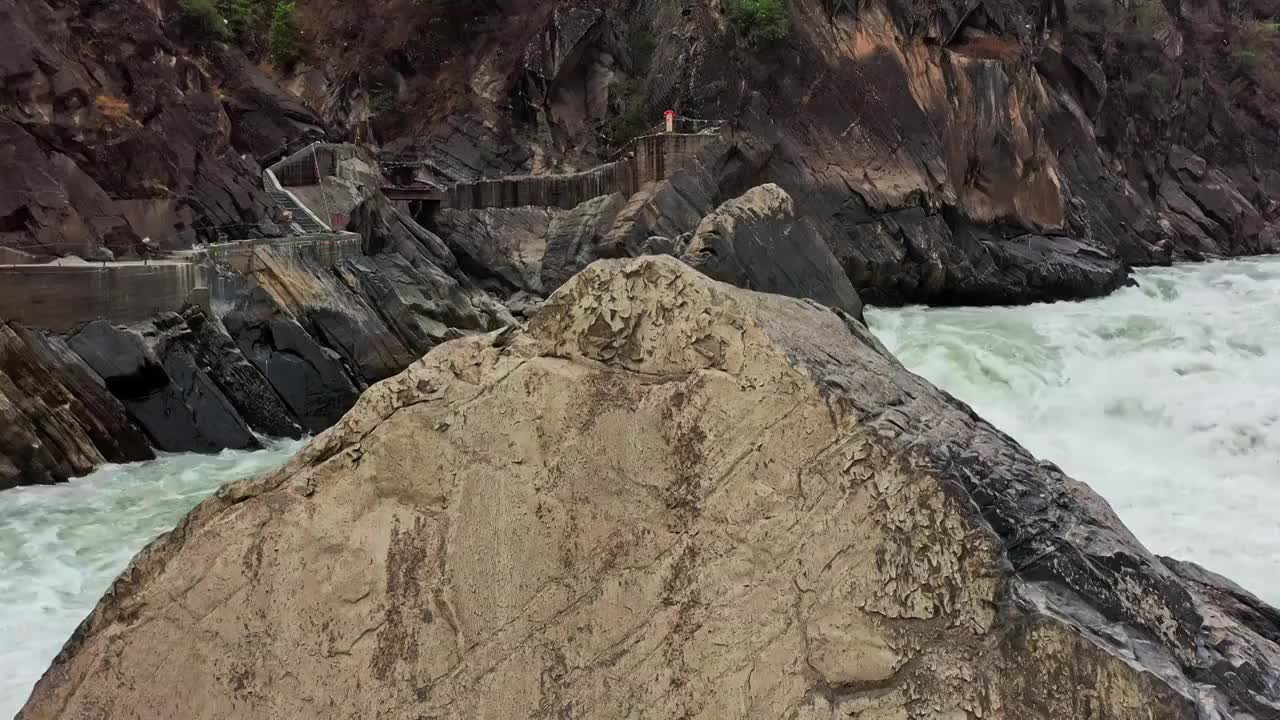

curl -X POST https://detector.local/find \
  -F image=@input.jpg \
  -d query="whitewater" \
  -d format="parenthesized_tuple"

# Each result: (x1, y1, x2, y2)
(0, 257, 1276, 716)
(0, 441, 303, 717)
(870, 257, 1280, 607)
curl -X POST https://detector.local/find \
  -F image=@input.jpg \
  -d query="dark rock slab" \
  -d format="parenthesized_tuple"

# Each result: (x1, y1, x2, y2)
(335, 254, 486, 357)
(161, 307, 303, 440)
(67, 320, 257, 453)
(12, 325, 154, 465)
(682, 184, 864, 321)
(1161, 556, 1280, 646)
(223, 288, 361, 434)
(250, 249, 417, 385)
(0, 323, 105, 488)
(348, 195, 515, 342)
(950, 228, 1131, 304)
(827, 195, 1129, 306)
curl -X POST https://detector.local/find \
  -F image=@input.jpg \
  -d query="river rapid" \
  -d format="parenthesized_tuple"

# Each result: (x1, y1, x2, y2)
(0, 441, 303, 716)
(0, 258, 1276, 717)
(869, 257, 1280, 607)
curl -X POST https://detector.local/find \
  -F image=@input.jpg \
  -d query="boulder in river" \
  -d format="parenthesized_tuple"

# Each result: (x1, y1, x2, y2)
(20, 257, 1279, 718)
(66, 320, 259, 454)
(222, 287, 362, 435)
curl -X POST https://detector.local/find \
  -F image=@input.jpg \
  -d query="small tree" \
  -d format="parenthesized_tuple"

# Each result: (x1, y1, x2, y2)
(270, 1, 301, 67)
(176, 0, 229, 42)
(220, 0, 265, 49)
(726, 0, 791, 46)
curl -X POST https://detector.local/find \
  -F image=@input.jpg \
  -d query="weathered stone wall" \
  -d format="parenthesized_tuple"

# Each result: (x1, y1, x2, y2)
(0, 263, 209, 332)
(446, 132, 720, 211)
(270, 144, 341, 187)
(200, 233, 364, 276)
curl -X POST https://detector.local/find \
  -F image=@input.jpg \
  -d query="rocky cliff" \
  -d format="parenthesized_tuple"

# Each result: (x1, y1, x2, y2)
(0, 0, 322, 260)
(18, 257, 1279, 718)
(283, 0, 1280, 303)
(0, 195, 521, 489)
(7, 0, 1277, 290)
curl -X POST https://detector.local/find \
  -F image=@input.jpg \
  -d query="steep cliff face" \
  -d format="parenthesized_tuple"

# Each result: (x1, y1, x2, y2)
(3, 0, 1274, 285)
(0, 0, 322, 260)
(282, 0, 1279, 303)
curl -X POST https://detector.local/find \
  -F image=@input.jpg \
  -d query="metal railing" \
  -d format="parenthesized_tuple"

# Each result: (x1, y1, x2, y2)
(263, 142, 333, 233)
(605, 117, 726, 163)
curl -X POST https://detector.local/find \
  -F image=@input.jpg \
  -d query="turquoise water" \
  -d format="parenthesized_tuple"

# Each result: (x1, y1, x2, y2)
(0, 441, 302, 717)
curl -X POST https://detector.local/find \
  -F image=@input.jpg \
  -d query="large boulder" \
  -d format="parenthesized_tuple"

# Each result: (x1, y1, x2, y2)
(66, 320, 259, 453)
(21, 257, 1279, 719)
(222, 287, 362, 435)
(683, 184, 864, 320)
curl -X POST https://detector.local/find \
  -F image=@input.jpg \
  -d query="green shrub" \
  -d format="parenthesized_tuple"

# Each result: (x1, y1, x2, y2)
(370, 86, 398, 115)
(176, 0, 229, 42)
(220, 0, 265, 47)
(269, 1, 300, 67)
(607, 78, 653, 144)
(726, 0, 791, 46)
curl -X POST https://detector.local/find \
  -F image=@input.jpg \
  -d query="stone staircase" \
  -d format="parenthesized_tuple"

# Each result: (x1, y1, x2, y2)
(263, 142, 334, 235)
(266, 187, 327, 234)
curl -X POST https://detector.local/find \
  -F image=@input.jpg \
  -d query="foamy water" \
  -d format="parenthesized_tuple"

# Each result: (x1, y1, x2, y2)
(0, 441, 302, 717)
(869, 258, 1280, 605)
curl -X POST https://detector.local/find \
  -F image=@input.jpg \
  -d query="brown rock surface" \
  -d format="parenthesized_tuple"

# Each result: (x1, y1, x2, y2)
(0, 0, 322, 256)
(310, 0, 1280, 304)
(20, 257, 1279, 719)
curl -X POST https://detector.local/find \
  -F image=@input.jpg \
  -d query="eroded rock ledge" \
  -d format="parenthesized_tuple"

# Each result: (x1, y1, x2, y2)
(20, 257, 1279, 719)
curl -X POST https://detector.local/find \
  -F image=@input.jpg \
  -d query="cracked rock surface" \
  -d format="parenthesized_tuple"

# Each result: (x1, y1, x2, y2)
(19, 257, 1279, 719)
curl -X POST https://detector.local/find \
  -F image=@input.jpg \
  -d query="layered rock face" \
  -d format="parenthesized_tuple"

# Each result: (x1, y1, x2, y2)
(0, 183, 528, 486)
(21, 258, 1279, 718)
(292, 0, 1278, 305)
(0, 0, 322, 259)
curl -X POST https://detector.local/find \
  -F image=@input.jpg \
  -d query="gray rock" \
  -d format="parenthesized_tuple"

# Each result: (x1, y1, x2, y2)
(163, 307, 303, 439)
(67, 320, 258, 453)
(683, 184, 865, 321)
(252, 249, 417, 385)
(540, 193, 626, 291)
(601, 164, 718, 258)
(348, 193, 515, 340)
(223, 288, 361, 434)
(12, 325, 153, 466)
(434, 206, 554, 294)
(84, 246, 114, 263)
(0, 323, 105, 488)
(827, 198, 1130, 305)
